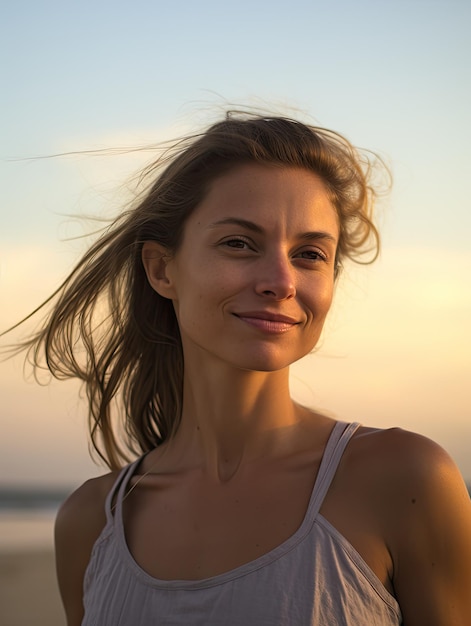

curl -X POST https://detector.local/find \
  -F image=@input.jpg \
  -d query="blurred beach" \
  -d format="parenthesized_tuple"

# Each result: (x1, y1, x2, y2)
(0, 490, 66, 626)
(0, 548, 62, 626)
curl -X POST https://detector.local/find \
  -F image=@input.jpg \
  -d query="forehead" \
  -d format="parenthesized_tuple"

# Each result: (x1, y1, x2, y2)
(189, 163, 339, 234)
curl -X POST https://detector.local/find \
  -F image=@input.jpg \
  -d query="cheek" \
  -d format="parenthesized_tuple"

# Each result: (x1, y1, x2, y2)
(304, 276, 334, 314)
(323, 283, 335, 311)
(171, 272, 219, 326)
(305, 285, 334, 349)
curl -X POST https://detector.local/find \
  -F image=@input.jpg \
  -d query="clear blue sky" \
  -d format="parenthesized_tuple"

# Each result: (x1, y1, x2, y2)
(1, 0, 470, 485)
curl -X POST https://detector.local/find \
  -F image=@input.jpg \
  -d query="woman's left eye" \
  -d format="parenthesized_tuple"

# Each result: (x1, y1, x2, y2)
(296, 249, 327, 262)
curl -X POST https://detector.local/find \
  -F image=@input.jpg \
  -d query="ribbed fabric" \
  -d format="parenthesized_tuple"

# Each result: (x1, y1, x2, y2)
(82, 421, 402, 625)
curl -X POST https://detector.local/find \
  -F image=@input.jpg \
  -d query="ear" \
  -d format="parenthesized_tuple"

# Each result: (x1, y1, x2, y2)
(141, 241, 176, 299)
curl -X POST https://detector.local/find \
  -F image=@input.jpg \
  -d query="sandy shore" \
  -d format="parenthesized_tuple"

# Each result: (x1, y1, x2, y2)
(0, 548, 64, 626)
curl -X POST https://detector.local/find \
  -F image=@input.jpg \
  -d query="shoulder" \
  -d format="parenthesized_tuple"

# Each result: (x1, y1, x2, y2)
(347, 426, 469, 511)
(379, 426, 464, 484)
(363, 424, 471, 522)
(349, 425, 461, 480)
(55, 472, 120, 546)
(350, 427, 471, 623)
(54, 472, 121, 626)
(337, 425, 471, 551)
(55, 472, 121, 574)
(357, 424, 445, 457)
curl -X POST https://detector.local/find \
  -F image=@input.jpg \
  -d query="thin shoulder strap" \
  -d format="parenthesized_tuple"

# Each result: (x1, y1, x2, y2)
(308, 421, 361, 519)
(104, 457, 142, 524)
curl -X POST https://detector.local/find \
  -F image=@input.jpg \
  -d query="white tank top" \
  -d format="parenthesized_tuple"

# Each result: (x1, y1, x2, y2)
(82, 421, 402, 625)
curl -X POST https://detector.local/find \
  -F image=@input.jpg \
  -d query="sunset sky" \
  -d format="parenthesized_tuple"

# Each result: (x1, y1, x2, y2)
(1, 0, 470, 486)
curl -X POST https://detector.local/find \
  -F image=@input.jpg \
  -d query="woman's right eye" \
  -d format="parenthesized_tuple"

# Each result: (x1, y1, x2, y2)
(221, 238, 251, 249)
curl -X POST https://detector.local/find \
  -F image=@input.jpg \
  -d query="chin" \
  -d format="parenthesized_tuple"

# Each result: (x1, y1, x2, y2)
(232, 349, 312, 374)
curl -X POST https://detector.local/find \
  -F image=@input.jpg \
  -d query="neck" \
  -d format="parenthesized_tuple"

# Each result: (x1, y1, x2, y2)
(167, 362, 304, 481)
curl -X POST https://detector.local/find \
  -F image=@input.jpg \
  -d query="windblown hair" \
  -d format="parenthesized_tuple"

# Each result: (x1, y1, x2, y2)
(11, 111, 388, 469)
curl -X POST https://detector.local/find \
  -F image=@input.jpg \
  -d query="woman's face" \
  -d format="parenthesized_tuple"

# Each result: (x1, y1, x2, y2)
(160, 163, 339, 373)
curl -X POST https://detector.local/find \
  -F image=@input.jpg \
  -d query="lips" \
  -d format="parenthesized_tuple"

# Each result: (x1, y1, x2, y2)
(233, 311, 300, 333)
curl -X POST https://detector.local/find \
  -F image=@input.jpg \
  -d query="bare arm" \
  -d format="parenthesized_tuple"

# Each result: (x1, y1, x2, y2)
(386, 431, 471, 625)
(54, 474, 116, 626)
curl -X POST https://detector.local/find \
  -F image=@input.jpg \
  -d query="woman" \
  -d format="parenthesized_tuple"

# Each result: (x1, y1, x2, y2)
(14, 113, 471, 624)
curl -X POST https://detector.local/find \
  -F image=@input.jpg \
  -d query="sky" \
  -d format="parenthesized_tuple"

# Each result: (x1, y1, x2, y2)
(1, 0, 470, 486)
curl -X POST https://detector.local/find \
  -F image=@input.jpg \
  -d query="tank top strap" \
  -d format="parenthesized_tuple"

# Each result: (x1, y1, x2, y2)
(307, 421, 361, 520)
(104, 456, 144, 524)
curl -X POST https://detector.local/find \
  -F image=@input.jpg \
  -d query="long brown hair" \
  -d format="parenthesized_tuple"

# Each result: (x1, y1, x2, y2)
(8, 111, 388, 469)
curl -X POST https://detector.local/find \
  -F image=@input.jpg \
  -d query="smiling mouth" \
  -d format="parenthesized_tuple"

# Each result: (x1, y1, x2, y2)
(234, 313, 299, 334)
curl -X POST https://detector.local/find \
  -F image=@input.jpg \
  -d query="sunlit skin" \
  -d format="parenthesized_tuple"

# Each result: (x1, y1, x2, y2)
(54, 164, 471, 626)
(143, 164, 339, 475)
(162, 163, 339, 373)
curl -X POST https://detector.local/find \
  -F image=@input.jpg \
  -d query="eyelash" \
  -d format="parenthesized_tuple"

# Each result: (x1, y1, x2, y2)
(297, 249, 328, 262)
(220, 238, 328, 263)
(221, 237, 253, 249)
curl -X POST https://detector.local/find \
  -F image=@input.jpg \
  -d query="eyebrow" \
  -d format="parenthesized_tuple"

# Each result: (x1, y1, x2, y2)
(209, 217, 338, 244)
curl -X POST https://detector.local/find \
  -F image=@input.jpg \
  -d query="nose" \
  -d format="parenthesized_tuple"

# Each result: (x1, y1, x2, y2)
(254, 252, 296, 300)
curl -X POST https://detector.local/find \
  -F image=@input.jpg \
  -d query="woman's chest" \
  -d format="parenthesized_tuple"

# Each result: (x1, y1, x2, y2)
(122, 460, 318, 581)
